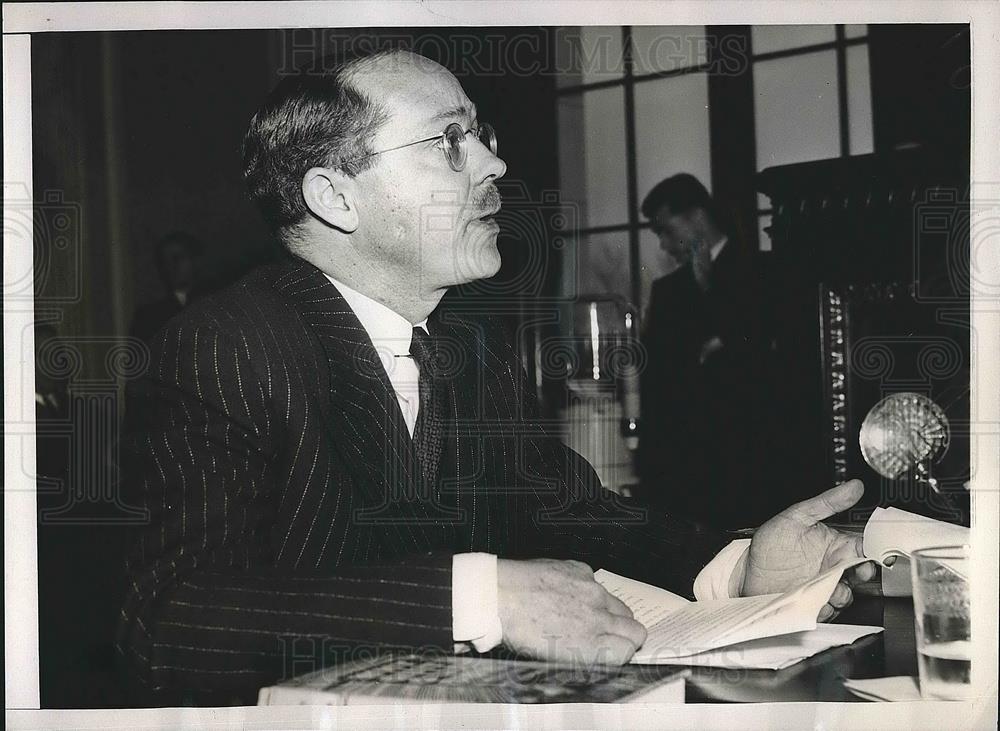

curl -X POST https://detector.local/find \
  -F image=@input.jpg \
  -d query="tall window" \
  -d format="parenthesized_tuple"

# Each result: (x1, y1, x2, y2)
(556, 26, 712, 317)
(752, 24, 873, 250)
(555, 25, 873, 315)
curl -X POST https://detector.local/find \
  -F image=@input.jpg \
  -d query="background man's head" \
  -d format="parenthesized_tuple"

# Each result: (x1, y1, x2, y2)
(242, 48, 507, 303)
(154, 231, 204, 294)
(641, 173, 721, 266)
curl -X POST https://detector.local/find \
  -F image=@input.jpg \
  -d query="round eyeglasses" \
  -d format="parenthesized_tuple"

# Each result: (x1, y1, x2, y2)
(344, 121, 497, 172)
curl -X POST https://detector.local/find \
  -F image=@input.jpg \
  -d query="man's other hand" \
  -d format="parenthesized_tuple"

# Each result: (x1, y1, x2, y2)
(496, 558, 646, 665)
(741, 479, 877, 622)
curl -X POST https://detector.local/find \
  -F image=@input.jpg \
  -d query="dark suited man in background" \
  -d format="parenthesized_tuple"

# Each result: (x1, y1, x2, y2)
(638, 174, 780, 529)
(129, 231, 206, 342)
(117, 49, 872, 706)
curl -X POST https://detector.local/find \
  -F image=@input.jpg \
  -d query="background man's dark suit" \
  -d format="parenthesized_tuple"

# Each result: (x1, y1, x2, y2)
(129, 293, 190, 344)
(638, 241, 780, 529)
(117, 256, 731, 705)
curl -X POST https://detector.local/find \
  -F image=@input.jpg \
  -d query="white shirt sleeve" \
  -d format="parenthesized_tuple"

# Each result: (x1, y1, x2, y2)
(693, 539, 751, 600)
(452, 553, 503, 653)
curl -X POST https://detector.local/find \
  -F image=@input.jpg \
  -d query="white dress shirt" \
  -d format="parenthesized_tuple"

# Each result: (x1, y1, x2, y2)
(324, 273, 747, 653)
(709, 234, 728, 262)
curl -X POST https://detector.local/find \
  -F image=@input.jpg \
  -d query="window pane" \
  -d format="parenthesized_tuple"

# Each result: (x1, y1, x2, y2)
(630, 25, 707, 75)
(844, 24, 868, 39)
(556, 26, 624, 87)
(754, 51, 840, 170)
(752, 25, 835, 55)
(847, 44, 874, 155)
(634, 73, 712, 215)
(557, 87, 627, 229)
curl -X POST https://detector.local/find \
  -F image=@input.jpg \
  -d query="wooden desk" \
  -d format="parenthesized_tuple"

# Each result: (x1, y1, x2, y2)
(680, 596, 916, 703)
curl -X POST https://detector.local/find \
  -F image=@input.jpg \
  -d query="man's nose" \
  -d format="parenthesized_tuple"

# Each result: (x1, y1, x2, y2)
(471, 139, 506, 183)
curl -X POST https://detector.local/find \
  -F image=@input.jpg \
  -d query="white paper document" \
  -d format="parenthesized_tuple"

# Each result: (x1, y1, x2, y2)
(596, 565, 881, 668)
(597, 556, 869, 662)
(863, 507, 969, 566)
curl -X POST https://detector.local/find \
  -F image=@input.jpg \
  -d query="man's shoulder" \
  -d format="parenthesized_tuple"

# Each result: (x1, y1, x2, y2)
(154, 259, 324, 355)
(710, 238, 768, 300)
(650, 265, 696, 302)
(170, 260, 302, 326)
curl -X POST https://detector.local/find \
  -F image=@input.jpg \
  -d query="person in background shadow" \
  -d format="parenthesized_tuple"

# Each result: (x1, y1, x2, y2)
(637, 173, 780, 530)
(129, 231, 206, 342)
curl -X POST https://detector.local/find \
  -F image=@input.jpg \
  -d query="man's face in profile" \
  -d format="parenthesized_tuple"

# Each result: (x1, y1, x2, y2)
(652, 203, 703, 265)
(348, 52, 508, 296)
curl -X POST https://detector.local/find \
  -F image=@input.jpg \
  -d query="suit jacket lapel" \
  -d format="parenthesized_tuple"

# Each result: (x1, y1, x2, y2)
(274, 258, 459, 527)
(273, 259, 419, 513)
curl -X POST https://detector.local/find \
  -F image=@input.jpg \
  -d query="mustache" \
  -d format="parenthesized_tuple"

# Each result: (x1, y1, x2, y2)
(471, 185, 502, 215)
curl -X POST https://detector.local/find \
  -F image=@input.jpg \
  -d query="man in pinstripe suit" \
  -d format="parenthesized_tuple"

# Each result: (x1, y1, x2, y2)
(117, 48, 874, 705)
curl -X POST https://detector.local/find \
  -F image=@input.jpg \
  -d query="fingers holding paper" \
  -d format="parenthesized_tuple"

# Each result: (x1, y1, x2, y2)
(815, 528, 876, 623)
(741, 479, 877, 610)
(818, 579, 855, 622)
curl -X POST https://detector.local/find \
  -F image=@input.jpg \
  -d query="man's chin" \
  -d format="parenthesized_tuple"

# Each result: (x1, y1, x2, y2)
(450, 241, 502, 286)
(468, 250, 502, 282)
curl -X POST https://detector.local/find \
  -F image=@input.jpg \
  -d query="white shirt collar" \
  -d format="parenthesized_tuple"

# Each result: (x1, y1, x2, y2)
(709, 235, 728, 262)
(322, 273, 427, 356)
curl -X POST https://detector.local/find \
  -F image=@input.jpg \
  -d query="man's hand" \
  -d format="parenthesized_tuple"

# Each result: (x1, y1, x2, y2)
(497, 558, 646, 666)
(741, 480, 877, 622)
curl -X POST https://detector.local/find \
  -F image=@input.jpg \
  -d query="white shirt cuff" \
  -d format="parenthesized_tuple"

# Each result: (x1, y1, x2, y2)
(693, 539, 751, 600)
(452, 552, 503, 653)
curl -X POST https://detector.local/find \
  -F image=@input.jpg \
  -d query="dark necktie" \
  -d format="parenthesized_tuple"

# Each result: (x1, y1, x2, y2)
(409, 326, 445, 493)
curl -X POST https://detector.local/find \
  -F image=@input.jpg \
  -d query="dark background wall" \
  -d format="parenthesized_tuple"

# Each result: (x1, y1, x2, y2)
(111, 30, 282, 295)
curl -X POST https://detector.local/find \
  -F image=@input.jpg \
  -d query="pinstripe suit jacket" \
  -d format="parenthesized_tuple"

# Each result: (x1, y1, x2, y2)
(116, 256, 730, 704)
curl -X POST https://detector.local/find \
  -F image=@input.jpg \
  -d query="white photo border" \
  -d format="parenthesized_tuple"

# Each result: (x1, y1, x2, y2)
(4, 2, 998, 729)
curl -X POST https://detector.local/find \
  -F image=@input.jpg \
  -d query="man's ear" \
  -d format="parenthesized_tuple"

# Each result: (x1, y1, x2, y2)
(302, 167, 360, 233)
